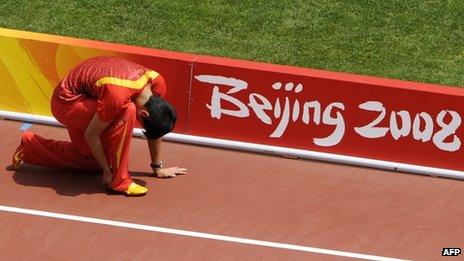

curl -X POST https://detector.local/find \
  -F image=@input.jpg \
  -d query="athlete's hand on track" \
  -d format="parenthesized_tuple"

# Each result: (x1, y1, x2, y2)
(154, 167, 188, 178)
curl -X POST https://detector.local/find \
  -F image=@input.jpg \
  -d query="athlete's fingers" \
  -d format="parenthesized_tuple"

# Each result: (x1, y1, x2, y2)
(174, 167, 187, 175)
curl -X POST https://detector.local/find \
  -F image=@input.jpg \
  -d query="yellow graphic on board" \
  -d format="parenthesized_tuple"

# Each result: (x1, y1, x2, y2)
(0, 33, 122, 116)
(0, 36, 53, 115)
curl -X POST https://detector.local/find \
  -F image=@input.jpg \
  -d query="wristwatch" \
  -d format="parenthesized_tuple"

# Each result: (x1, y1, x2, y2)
(150, 161, 163, 169)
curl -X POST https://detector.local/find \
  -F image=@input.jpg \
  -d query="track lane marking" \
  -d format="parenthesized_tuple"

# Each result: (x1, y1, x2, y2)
(0, 205, 409, 261)
(19, 122, 32, 131)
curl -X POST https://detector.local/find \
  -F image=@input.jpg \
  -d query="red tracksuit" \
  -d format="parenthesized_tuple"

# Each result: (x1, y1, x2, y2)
(20, 56, 166, 192)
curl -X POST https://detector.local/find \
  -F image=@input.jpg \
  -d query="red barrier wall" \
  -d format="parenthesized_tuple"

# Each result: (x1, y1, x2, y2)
(1, 28, 463, 172)
(0, 28, 194, 134)
(189, 56, 464, 171)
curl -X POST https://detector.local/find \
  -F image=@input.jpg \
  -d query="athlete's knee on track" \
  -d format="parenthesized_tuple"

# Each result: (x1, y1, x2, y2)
(21, 130, 34, 144)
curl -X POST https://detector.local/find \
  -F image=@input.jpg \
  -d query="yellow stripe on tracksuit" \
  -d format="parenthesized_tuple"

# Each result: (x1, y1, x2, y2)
(95, 70, 159, 89)
(115, 122, 128, 169)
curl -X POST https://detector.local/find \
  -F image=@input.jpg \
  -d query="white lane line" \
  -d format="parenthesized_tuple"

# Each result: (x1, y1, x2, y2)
(0, 205, 409, 261)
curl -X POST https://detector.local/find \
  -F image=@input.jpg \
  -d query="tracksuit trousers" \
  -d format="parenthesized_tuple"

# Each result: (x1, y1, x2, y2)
(20, 92, 135, 192)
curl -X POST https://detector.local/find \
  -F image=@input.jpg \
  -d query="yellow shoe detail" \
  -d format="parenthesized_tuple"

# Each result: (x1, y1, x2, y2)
(12, 145, 23, 171)
(125, 182, 148, 196)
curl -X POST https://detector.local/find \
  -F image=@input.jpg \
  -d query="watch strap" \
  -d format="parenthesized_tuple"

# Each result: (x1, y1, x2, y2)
(150, 161, 163, 169)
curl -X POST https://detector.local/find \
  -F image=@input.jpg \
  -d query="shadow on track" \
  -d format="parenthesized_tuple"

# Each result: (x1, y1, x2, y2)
(6, 164, 147, 197)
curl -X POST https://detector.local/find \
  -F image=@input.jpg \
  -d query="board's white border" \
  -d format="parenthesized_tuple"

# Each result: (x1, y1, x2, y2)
(1, 110, 463, 180)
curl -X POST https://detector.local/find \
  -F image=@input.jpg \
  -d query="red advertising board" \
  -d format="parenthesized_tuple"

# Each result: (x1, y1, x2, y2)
(2, 27, 464, 173)
(0, 27, 194, 134)
(189, 56, 464, 171)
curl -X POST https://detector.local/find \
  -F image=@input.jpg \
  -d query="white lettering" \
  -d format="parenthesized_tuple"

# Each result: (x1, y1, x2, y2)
(270, 97, 290, 138)
(390, 110, 411, 140)
(355, 101, 389, 138)
(197, 75, 462, 152)
(274, 98, 281, 118)
(412, 112, 433, 142)
(272, 82, 282, 90)
(313, 103, 345, 147)
(302, 101, 321, 125)
(285, 82, 294, 91)
(195, 75, 247, 93)
(207, 86, 249, 119)
(433, 110, 461, 152)
(196, 75, 250, 119)
(248, 93, 272, 125)
(292, 100, 300, 122)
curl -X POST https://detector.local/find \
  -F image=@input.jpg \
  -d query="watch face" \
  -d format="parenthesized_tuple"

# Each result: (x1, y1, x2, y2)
(151, 161, 162, 168)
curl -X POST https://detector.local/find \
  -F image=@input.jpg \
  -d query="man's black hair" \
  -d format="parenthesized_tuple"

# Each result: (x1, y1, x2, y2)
(142, 95, 177, 139)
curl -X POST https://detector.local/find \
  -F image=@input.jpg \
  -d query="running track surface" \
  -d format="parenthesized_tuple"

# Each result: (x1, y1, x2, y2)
(1, 119, 463, 261)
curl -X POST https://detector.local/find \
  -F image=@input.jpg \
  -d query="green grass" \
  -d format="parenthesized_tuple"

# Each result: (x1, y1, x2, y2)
(0, 0, 463, 86)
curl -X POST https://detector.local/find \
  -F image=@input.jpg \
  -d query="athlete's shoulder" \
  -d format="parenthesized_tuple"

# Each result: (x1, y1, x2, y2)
(151, 73, 167, 98)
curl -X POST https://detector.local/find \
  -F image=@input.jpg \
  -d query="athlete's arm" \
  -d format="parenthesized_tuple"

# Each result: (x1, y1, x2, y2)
(85, 114, 111, 183)
(147, 138, 187, 178)
(147, 138, 161, 166)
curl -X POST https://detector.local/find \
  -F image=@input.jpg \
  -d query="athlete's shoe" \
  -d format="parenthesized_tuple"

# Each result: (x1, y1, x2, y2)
(12, 144, 24, 171)
(125, 182, 148, 196)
